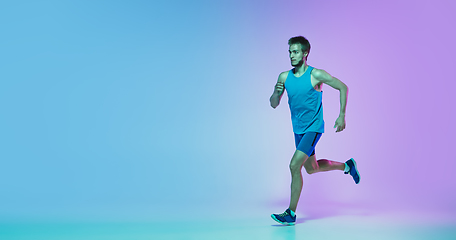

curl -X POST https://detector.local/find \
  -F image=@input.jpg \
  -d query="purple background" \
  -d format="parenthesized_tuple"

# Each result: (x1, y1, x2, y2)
(0, 0, 455, 221)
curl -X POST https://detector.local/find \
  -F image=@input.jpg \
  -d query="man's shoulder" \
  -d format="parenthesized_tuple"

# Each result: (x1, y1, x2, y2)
(278, 70, 290, 83)
(310, 67, 325, 77)
(311, 67, 332, 77)
(279, 70, 290, 77)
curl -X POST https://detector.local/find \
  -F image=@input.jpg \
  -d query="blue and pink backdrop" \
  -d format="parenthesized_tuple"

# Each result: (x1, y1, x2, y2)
(1, 0, 455, 221)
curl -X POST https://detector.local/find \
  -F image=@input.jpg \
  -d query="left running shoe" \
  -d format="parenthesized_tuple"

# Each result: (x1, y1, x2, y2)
(271, 208, 296, 225)
(345, 158, 360, 184)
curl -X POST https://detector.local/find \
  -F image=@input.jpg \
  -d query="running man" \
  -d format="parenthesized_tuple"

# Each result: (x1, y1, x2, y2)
(270, 36, 360, 225)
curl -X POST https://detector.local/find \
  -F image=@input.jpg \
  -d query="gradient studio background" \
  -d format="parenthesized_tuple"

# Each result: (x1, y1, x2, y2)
(0, 0, 455, 221)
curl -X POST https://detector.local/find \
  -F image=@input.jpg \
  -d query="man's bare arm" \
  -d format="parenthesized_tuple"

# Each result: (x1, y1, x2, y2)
(270, 72, 288, 108)
(312, 69, 348, 132)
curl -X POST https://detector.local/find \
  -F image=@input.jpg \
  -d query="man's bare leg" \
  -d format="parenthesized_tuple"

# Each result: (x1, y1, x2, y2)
(288, 152, 349, 212)
(304, 154, 345, 174)
(288, 150, 308, 212)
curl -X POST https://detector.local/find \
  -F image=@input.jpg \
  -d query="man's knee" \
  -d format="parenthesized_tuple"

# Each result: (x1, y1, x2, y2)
(305, 168, 317, 174)
(304, 160, 319, 174)
(289, 150, 308, 175)
(289, 162, 302, 174)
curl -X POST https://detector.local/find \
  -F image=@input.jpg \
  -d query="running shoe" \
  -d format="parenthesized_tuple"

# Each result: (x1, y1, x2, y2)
(344, 158, 360, 184)
(271, 208, 296, 225)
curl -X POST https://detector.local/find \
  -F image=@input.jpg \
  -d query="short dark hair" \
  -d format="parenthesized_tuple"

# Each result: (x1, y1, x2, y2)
(288, 36, 311, 55)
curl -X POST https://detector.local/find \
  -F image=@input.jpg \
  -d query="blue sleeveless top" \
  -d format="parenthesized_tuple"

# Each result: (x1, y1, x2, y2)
(284, 66, 325, 134)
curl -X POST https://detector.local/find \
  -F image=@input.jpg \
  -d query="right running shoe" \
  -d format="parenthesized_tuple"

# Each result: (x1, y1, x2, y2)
(271, 208, 296, 225)
(345, 158, 360, 184)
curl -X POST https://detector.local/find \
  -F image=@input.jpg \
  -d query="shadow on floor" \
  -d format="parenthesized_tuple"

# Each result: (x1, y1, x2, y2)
(271, 202, 375, 226)
(297, 202, 374, 224)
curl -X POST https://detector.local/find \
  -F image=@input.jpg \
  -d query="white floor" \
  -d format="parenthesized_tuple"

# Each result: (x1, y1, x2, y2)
(2, 209, 455, 240)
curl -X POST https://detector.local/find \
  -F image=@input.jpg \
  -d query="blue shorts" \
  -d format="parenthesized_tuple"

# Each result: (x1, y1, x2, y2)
(294, 132, 322, 157)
